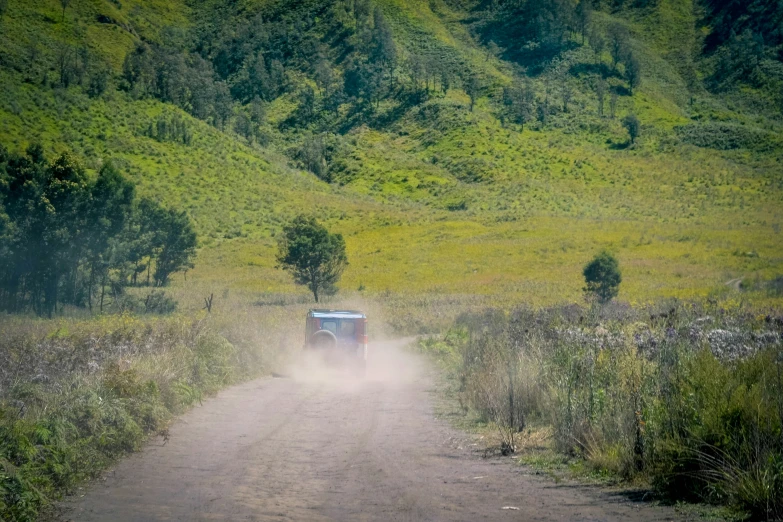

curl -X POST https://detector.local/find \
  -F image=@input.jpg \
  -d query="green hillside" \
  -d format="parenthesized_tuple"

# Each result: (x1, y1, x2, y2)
(1, 0, 782, 306)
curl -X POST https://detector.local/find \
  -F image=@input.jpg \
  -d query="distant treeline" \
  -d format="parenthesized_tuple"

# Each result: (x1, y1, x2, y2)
(5, 0, 777, 146)
(0, 145, 197, 317)
(3, 0, 780, 128)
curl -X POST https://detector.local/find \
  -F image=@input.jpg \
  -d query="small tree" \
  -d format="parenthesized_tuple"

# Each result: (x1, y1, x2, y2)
(576, 0, 592, 45)
(153, 208, 197, 286)
(561, 82, 573, 112)
(583, 251, 622, 303)
(596, 78, 606, 116)
(609, 90, 618, 118)
(0, 0, 9, 21)
(623, 113, 641, 144)
(589, 29, 605, 64)
(60, 0, 71, 22)
(315, 60, 334, 95)
(625, 54, 642, 95)
(298, 85, 316, 123)
(608, 23, 630, 70)
(466, 75, 480, 112)
(276, 215, 348, 302)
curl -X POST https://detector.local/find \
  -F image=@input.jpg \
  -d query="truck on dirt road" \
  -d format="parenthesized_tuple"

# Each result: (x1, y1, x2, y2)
(304, 309, 368, 377)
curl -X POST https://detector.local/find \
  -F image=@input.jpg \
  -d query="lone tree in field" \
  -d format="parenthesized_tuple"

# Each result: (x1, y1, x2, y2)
(583, 251, 622, 303)
(276, 215, 348, 302)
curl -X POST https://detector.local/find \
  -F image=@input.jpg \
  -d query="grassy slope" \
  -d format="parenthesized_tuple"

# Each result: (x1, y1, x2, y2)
(0, 0, 781, 307)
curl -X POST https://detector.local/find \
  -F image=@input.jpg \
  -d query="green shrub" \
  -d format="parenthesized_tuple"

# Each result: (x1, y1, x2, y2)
(675, 122, 783, 152)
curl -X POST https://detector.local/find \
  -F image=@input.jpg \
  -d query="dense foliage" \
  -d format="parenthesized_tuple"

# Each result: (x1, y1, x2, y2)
(0, 145, 197, 316)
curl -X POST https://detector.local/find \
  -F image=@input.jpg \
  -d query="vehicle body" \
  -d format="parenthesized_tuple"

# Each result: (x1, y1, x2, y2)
(304, 309, 368, 376)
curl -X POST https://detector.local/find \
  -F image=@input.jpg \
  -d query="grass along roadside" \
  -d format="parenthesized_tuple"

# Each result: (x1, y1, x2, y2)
(0, 308, 296, 521)
(417, 300, 783, 521)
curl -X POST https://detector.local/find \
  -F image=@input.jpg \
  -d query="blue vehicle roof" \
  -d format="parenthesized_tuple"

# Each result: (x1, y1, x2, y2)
(308, 309, 366, 319)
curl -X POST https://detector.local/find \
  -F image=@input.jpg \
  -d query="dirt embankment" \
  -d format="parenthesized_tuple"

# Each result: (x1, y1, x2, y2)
(61, 340, 683, 521)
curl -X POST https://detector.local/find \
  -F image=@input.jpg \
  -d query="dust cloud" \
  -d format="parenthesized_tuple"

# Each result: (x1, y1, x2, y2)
(282, 337, 422, 390)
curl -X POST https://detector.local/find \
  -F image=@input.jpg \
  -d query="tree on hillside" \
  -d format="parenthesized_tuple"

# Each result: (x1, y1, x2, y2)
(609, 90, 618, 118)
(153, 208, 197, 286)
(60, 0, 71, 22)
(57, 44, 76, 88)
(608, 23, 630, 70)
(2, 147, 92, 317)
(710, 29, 766, 89)
(583, 251, 622, 303)
(344, 58, 383, 109)
(297, 134, 329, 181)
(298, 85, 317, 124)
(276, 215, 348, 302)
(466, 75, 481, 111)
(596, 78, 606, 116)
(0, 0, 8, 21)
(625, 53, 642, 95)
(589, 29, 605, 64)
(371, 7, 397, 86)
(231, 52, 270, 103)
(623, 113, 641, 144)
(502, 80, 535, 129)
(576, 0, 592, 45)
(682, 60, 699, 106)
(315, 60, 334, 95)
(250, 96, 266, 126)
(561, 81, 573, 113)
(234, 110, 253, 141)
(441, 68, 453, 94)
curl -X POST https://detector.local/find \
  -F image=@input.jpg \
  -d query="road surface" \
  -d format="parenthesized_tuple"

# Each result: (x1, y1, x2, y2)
(62, 340, 681, 521)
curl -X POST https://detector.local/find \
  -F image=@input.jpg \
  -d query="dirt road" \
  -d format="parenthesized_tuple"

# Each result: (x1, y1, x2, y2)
(62, 340, 682, 521)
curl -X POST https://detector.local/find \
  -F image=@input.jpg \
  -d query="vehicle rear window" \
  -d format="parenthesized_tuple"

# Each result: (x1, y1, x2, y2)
(340, 320, 355, 337)
(321, 321, 337, 334)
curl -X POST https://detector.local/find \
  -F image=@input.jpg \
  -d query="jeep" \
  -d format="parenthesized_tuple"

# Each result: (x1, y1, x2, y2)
(304, 309, 368, 376)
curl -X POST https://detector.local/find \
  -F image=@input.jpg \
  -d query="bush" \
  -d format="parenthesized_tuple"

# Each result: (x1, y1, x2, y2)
(109, 291, 178, 315)
(675, 122, 783, 152)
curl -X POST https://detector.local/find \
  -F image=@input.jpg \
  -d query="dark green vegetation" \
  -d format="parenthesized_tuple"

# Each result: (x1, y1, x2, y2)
(583, 250, 622, 302)
(276, 215, 348, 302)
(0, 145, 197, 317)
(422, 303, 783, 520)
